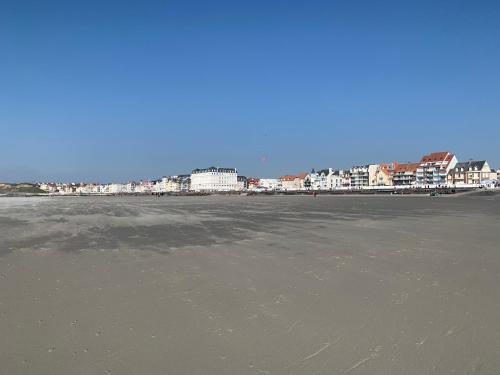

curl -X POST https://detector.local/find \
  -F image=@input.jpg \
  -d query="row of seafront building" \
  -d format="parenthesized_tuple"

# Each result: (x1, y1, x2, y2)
(263, 151, 497, 192)
(277, 151, 497, 191)
(38, 151, 498, 195)
(38, 167, 246, 195)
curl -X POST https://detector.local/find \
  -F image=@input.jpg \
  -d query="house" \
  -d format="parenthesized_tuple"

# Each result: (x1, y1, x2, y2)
(109, 183, 126, 193)
(156, 177, 168, 192)
(448, 160, 493, 186)
(305, 168, 340, 190)
(279, 174, 308, 191)
(393, 163, 419, 186)
(280, 175, 301, 191)
(328, 170, 343, 189)
(296, 172, 308, 190)
(178, 175, 191, 192)
(247, 177, 260, 190)
(159, 175, 191, 192)
(316, 169, 330, 190)
(374, 162, 398, 186)
(327, 170, 344, 189)
(304, 169, 321, 190)
(152, 180, 162, 193)
(260, 178, 279, 191)
(125, 182, 137, 193)
(164, 176, 181, 192)
(190, 167, 238, 192)
(416, 151, 457, 187)
(337, 170, 351, 188)
(137, 180, 154, 193)
(237, 176, 248, 191)
(39, 183, 58, 193)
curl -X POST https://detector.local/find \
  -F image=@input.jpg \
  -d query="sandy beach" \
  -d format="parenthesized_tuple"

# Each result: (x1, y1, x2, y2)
(1, 194, 499, 374)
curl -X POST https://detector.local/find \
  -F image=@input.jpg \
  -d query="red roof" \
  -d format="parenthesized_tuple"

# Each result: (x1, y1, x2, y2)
(247, 177, 260, 184)
(280, 172, 307, 181)
(378, 162, 398, 175)
(420, 151, 453, 163)
(394, 163, 420, 173)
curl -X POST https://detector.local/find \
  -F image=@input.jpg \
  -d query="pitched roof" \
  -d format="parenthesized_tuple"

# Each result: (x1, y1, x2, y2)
(420, 151, 454, 163)
(378, 162, 397, 176)
(280, 175, 297, 181)
(454, 160, 487, 171)
(394, 163, 420, 173)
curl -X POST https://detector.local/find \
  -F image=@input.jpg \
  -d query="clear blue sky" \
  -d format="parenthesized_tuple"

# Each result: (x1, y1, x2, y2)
(1, 0, 499, 182)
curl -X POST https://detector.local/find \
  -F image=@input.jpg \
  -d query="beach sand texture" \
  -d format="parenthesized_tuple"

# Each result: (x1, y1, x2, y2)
(1, 195, 499, 374)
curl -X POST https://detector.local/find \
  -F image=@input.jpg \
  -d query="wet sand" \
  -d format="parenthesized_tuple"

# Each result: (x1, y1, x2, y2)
(1, 195, 499, 374)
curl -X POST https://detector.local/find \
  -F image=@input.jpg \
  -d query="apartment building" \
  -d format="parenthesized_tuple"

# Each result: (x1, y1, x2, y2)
(416, 151, 457, 187)
(350, 164, 378, 188)
(393, 163, 419, 186)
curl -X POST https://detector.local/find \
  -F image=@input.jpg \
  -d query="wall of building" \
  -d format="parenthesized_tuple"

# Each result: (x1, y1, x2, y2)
(190, 169, 238, 192)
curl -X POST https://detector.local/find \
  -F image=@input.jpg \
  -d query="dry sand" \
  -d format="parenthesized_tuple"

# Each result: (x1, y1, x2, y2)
(1, 194, 499, 374)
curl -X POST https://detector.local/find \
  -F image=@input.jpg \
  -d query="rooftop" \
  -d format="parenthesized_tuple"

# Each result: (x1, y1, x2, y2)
(394, 163, 420, 173)
(420, 151, 454, 163)
(192, 167, 237, 174)
(454, 160, 487, 171)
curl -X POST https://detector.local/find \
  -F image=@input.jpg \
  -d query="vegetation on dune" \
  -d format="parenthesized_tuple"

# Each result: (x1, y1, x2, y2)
(0, 183, 47, 194)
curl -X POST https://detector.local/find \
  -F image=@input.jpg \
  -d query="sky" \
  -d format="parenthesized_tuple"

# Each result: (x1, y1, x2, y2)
(1, 0, 499, 182)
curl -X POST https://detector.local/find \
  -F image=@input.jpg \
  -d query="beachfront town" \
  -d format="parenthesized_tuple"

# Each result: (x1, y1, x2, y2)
(38, 151, 499, 195)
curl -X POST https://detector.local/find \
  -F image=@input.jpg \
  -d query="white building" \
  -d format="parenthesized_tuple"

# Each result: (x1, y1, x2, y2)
(416, 151, 457, 187)
(305, 169, 329, 190)
(236, 176, 248, 191)
(305, 169, 320, 190)
(178, 175, 191, 192)
(448, 160, 493, 186)
(164, 176, 181, 192)
(156, 177, 169, 192)
(280, 175, 301, 191)
(109, 183, 126, 194)
(328, 170, 343, 189)
(125, 182, 137, 193)
(190, 167, 238, 192)
(137, 180, 154, 193)
(305, 168, 343, 190)
(338, 170, 351, 188)
(350, 164, 378, 188)
(259, 178, 280, 191)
